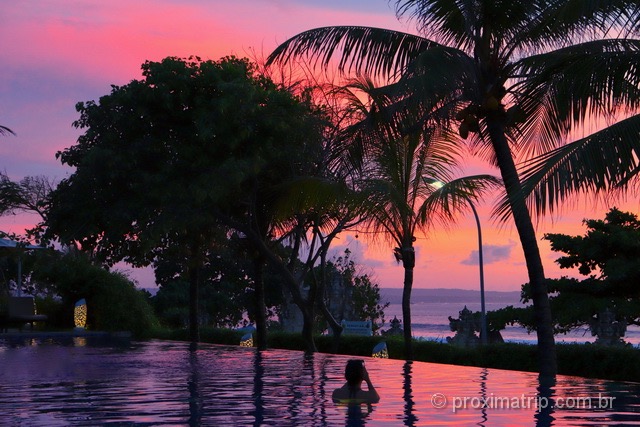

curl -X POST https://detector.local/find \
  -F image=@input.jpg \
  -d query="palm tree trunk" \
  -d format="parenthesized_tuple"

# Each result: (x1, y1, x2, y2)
(486, 117, 557, 378)
(402, 246, 415, 360)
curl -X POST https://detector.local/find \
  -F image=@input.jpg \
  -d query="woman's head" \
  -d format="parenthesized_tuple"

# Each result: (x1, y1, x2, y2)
(345, 359, 365, 387)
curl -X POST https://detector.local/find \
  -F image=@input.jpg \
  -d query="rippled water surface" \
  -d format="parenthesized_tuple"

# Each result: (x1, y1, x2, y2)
(1, 337, 639, 426)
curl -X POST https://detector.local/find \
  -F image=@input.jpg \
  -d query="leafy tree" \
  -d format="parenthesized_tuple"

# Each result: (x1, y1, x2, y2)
(152, 232, 285, 329)
(44, 56, 325, 345)
(268, 173, 366, 348)
(543, 208, 640, 331)
(199, 80, 353, 351)
(152, 279, 251, 329)
(267, 0, 640, 377)
(491, 208, 640, 344)
(323, 249, 389, 334)
(0, 173, 21, 217)
(351, 274, 387, 333)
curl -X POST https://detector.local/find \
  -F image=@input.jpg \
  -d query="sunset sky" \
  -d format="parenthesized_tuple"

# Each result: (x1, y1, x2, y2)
(1, 0, 637, 292)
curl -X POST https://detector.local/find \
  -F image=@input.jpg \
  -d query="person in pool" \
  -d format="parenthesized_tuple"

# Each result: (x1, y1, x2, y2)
(332, 359, 380, 404)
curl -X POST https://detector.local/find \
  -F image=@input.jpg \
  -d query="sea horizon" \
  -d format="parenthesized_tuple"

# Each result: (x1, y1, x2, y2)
(379, 287, 640, 346)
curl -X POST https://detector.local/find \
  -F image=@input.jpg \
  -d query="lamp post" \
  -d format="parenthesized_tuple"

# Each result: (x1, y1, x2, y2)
(466, 198, 488, 345)
(425, 179, 487, 344)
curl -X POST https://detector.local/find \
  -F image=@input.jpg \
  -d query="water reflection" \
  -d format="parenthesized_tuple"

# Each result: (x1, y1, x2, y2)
(188, 342, 202, 427)
(535, 375, 556, 427)
(252, 349, 264, 427)
(344, 403, 374, 427)
(477, 368, 488, 427)
(1, 338, 639, 426)
(402, 360, 418, 426)
(309, 352, 330, 424)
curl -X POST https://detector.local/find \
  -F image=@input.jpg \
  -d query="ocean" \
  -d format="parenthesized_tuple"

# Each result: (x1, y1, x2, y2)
(380, 288, 640, 346)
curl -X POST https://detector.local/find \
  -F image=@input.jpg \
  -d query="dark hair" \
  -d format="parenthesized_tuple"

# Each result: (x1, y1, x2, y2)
(345, 359, 365, 397)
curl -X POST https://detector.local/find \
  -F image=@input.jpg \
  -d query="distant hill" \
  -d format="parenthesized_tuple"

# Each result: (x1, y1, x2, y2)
(379, 287, 522, 306)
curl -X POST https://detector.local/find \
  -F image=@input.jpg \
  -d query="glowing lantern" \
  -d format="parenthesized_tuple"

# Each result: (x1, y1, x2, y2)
(239, 333, 253, 347)
(74, 298, 87, 329)
(372, 341, 388, 358)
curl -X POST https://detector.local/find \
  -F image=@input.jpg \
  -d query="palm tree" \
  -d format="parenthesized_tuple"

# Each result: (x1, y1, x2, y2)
(267, 0, 640, 377)
(338, 77, 500, 359)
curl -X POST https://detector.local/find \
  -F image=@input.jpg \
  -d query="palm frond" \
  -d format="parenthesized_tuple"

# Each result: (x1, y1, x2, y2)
(395, 0, 478, 50)
(0, 125, 15, 136)
(510, 38, 640, 157)
(358, 131, 465, 244)
(335, 72, 462, 177)
(510, 0, 640, 53)
(267, 26, 446, 79)
(496, 113, 640, 220)
(418, 174, 502, 228)
(391, 45, 476, 122)
(396, 0, 543, 52)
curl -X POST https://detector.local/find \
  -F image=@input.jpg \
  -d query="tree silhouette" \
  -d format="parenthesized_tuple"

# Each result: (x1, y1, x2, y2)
(267, 0, 640, 377)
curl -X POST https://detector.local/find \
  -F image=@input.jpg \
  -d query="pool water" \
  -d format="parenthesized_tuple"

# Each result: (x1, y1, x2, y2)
(1, 338, 639, 426)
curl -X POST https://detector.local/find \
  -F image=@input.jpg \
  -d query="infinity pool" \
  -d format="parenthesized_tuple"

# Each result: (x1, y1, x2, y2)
(1, 337, 639, 426)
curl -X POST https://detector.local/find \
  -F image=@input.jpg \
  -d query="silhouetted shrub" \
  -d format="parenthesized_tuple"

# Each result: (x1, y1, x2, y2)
(33, 252, 159, 338)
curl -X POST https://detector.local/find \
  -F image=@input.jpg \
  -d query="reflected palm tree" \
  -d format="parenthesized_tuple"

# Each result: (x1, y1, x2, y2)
(402, 360, 418, 426)
(535, 375, 556, 427)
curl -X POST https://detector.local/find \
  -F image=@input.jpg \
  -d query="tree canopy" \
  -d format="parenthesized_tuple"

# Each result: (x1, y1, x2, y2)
(47, 56, 323, 262)
(543, 208, 640, 330)
(44, 56, 328, 342)
(490, 208, 640, 344)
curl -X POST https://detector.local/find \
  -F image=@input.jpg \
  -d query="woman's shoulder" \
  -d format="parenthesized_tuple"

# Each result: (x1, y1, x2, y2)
(332, 387, 379, 404)
(332, 386, 349, 401)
